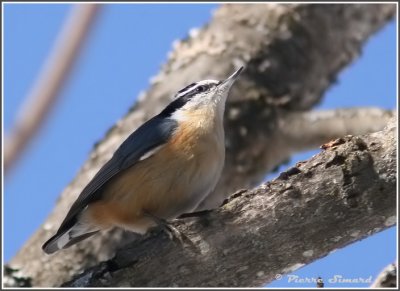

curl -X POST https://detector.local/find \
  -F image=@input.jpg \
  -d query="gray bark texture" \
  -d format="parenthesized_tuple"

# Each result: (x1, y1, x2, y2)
(6, 3, 396, 287)
(371, 262, 397, 288)
(63, 117, 396, 287)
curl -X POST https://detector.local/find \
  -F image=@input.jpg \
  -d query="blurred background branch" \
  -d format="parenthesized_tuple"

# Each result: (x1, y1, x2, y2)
(4, 4, 101, 174)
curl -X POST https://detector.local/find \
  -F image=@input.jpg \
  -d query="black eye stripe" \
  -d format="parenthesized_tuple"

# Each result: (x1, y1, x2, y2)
(162, 82, 218, 117)
(195, 85, 207, 92)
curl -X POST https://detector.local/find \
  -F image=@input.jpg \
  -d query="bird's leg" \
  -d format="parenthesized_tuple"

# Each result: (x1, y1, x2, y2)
(177, 209, 213, 219)
(143, 211, 195, 248)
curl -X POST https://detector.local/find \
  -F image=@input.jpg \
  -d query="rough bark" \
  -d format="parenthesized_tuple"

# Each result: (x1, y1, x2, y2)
(60, 117, 397, 287)
(371, 263, 397, 288)
(7, 3, 396, 287)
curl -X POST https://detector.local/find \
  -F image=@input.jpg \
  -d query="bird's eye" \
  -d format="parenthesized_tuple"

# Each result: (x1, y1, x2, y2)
(196, 85, 207, 93)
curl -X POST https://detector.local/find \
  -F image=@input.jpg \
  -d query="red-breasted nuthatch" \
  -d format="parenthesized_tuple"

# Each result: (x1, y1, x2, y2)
(42, 67, 243, 254)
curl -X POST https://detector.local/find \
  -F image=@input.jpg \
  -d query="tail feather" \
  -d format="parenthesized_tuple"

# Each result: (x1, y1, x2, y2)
(42, 223, 99, 254)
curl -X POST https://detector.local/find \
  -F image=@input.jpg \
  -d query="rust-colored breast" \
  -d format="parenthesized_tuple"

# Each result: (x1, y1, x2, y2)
(85, 108, 224, 233)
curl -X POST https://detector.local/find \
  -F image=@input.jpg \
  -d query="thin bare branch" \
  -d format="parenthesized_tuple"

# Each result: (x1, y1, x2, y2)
(4, 4, 101, 173)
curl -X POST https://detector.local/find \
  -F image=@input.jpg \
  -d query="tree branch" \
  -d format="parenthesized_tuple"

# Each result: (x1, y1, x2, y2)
(7, 3, 396, 287)
(277, 107, 394, 153)
(4, 4, 101, 173)
(371, 263, 397, 288)
(60, 118, 396, 287)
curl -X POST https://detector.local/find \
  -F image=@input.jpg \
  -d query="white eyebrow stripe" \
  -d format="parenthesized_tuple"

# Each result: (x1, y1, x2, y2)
(175, 83, 201, 98)
(175, 80, 220, 99)
(177, 82, 197, 94)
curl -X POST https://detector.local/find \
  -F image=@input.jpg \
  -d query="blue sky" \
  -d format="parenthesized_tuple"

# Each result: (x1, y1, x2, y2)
(3, 4, 397, 288)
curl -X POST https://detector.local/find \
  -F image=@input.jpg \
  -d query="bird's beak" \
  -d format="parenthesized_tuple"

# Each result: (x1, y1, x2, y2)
(220, 66, 244, 88)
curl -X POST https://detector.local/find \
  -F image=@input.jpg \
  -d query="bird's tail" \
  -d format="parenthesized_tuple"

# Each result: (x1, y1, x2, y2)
(42, 222, 99, 254)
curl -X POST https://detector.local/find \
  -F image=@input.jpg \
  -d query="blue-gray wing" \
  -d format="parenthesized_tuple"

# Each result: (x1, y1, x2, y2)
(56, 116, 178, 232)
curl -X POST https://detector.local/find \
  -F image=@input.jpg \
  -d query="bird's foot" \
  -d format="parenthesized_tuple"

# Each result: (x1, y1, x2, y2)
(143, 211, 197, 250)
